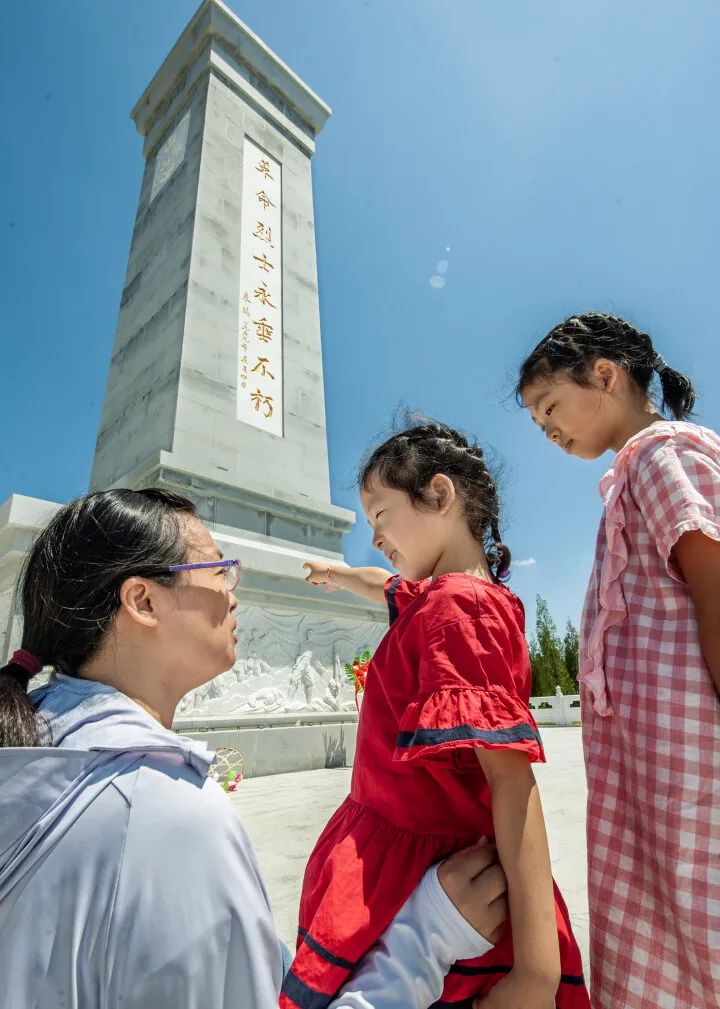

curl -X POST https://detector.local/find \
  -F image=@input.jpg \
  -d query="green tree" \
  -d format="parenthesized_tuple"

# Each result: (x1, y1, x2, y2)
(563, 620, 580, 691)
(529, 596, 576, 696)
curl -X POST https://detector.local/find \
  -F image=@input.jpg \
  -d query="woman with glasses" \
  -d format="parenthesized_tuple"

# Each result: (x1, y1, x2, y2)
(0, 488, 508, 1009)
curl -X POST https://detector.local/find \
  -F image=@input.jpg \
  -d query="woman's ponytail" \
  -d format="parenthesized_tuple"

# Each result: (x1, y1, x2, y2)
(0, 657, 42, 747)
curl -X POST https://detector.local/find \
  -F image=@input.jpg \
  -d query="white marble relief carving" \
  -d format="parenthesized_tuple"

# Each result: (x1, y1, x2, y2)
(177, 603, 386, 717)
(150, 110, 190, 203)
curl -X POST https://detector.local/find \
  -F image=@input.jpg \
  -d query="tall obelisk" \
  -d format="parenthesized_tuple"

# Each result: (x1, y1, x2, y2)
(89, 0, 385, 746)
(91, 0, 348, 552)
(0, 1, 385, 769)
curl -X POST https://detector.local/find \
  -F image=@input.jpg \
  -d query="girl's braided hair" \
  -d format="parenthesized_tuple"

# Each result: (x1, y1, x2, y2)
(515, 312, 695, 420)
(359, 419, 511, 582)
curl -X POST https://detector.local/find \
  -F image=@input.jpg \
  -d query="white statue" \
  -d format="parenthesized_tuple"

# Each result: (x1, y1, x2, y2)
(289, 650, 316, 705)
(237, 687, 288, 714)
(321, 678, 341, 712)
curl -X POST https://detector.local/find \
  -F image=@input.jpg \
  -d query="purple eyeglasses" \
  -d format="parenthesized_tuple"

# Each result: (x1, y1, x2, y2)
(143, 559, 241, 592)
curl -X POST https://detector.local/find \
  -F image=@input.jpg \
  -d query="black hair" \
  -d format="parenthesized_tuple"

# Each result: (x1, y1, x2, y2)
(515, 313, 696, 420)
(0, 488, 197, 748)
(359, 418, 511, 583)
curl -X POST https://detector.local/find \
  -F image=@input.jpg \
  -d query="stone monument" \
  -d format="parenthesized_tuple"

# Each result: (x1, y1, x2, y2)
(0, 0, 386, 774)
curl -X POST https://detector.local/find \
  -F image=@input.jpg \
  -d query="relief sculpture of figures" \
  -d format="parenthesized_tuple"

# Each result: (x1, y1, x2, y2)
(177, 603, 383, 718)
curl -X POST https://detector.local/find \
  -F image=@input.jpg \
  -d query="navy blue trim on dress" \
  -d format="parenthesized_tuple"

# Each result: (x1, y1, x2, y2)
(559, 974, 586, 986)
(281, 969, 334, 1009)
(297, 927, 358, 970)
(396, 722, 542, 750)
(447, 964, 511, 976)
(386, 575, 401, 625)
(447, 963, 585, 986)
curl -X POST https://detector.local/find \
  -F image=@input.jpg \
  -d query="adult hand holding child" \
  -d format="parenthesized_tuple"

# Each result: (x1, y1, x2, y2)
(436, 838, 508, 946)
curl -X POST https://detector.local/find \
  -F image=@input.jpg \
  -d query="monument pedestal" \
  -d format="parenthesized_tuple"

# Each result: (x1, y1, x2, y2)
(175, 711, 360, 778)
(0, 1, 386, 773)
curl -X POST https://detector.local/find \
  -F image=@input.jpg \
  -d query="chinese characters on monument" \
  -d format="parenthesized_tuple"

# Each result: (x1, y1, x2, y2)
(237, 138, 283, 436)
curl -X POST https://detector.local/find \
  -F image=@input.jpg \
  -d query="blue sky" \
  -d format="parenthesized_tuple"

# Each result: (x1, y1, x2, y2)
(1, 0, 719, 635)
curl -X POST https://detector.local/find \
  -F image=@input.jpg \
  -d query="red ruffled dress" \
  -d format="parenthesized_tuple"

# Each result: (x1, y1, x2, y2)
(282, 574, 589, 1009)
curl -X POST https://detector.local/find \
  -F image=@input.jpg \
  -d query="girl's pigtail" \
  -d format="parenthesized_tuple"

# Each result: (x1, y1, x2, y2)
(653, 355, 696, 420)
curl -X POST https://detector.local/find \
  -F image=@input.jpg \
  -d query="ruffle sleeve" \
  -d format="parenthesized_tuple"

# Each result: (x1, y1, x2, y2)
(392, 614, 544, 765)
(629, 431, 720, 581)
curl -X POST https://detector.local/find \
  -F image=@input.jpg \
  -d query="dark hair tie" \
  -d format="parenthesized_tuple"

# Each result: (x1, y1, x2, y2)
(9, 649, 43, 676)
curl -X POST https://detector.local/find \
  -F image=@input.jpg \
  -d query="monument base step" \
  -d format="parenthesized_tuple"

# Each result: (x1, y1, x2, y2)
(175, 713, 358, 778)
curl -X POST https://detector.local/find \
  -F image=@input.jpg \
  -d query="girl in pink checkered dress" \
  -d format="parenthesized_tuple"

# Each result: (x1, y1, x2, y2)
(516, 313, 720, 1009)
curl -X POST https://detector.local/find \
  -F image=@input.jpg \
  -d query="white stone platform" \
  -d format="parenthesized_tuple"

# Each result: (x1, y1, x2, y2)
(232, 726, 590, 970)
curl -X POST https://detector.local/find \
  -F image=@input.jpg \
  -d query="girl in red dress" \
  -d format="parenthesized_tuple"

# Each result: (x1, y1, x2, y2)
(284, 421, 590, 1009)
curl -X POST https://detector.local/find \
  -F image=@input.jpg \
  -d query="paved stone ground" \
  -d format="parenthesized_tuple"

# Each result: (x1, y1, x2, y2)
(232, 726, 589, 970)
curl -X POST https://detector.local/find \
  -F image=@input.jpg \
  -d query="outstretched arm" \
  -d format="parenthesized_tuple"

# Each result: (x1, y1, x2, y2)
(304, 560, 389, 605)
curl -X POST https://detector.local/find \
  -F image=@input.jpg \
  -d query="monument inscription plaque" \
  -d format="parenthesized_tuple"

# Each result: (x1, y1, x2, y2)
(238, 138, 284, 434)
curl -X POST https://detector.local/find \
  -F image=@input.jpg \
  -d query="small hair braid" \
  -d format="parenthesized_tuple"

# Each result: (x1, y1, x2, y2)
(461, 441, 512, 582)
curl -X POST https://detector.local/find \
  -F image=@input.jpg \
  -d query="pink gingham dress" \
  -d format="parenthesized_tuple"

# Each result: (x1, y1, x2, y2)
(580, 421, 720, 1009)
